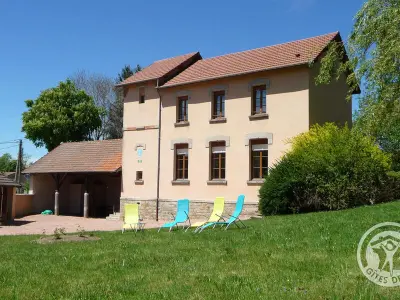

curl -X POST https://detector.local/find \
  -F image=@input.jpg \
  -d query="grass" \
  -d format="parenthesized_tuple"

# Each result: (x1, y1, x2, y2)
(1, 202, 400, 299)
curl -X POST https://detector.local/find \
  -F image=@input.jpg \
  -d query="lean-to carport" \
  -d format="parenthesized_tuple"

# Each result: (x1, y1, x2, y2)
(23, 139, 122, 218)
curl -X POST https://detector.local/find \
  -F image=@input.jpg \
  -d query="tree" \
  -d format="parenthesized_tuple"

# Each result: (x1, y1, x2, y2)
(0, 152, 31, 172)
(0, 153, 17, 172)
(116, 64, 141, 83)
(22, 80, 103, 151)
(106, 64, 142, 139)
(71, 70, 116, 140)
(315, 0, 400, 170)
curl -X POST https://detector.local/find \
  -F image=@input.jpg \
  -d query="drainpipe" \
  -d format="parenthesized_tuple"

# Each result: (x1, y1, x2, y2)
(155, 79, 162, 221)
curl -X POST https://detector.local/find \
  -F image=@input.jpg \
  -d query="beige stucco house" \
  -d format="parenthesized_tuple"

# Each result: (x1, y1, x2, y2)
(117, 32, 354, 220)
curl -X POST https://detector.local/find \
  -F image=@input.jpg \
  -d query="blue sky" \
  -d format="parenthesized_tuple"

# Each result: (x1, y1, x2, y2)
(0, 0, 365, 161)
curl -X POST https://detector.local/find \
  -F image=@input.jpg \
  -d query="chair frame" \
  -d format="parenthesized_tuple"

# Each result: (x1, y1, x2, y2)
(158, 200, 190, 232)
(198, 195, 246, 233)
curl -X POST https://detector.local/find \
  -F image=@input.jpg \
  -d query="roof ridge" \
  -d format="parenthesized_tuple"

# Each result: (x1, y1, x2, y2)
(59, 139, 123, 145)
(200, 32, 338, 62)
(154, 52, 198, 63)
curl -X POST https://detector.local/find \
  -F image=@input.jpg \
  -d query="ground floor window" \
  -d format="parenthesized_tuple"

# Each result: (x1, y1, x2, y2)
(251, 139, 268, 179)
(210, 141, 226, 180)
(175, 144, 189, 180)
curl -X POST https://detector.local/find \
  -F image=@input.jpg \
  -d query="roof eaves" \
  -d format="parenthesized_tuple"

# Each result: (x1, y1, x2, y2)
(24, 169, 121, 174)
(0, 182, 21, 187)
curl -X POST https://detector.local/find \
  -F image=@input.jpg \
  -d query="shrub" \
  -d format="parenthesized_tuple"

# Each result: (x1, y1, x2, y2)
(259, 123, 392, 215)
(387, 171, 400, 199)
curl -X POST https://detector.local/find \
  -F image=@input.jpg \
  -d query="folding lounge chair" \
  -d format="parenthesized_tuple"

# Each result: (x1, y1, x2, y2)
(122, 203, 145, 233)
(158, 199, 190, 232)
(190, 197, 225, 233)
(199, 195, 246, 233)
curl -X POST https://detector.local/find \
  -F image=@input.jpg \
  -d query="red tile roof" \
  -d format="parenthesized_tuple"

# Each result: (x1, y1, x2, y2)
(23, 139, 122, 174)
(117, 52, 200, 86)
(162, 32, 339, 88)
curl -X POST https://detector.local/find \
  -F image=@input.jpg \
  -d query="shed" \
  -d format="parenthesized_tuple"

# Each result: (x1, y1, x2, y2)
(23, 139, 122, 218)
(0, 173, 20, 224)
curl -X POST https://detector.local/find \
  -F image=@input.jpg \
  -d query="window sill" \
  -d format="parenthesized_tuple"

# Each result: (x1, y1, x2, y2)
(207, 180, 227, 186)
(209, 117, 227, 124)
(171, 180, 190, 185)
(249, 113, 269, 121)
(134, 180, 144, 185)
(247, 179, 265, 186)
(174, 121, 190, 127)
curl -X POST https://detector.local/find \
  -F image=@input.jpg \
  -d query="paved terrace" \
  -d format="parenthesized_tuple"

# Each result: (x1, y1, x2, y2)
(0, 215, 166, 236)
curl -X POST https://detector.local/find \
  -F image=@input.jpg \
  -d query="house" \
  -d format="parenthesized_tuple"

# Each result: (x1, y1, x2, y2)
(23, 139, 122, 218)
(0, 173, 20, 224)
(117, 32, 354, 220)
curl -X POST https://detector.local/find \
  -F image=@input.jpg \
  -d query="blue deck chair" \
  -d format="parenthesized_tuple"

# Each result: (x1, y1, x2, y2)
(199, 195, 246, 232)
(158, 199, 190, 232)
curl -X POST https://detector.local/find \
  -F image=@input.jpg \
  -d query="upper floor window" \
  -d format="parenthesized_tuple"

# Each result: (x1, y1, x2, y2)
(175, 144, 189, 180)
(250, 139, 268, 179)
(212, 91, 225, 119)
(210, 142, 226, 180)
(177, 96, 188, 122)
(252, 85, 266, 115)
(139, 87, 145, 104)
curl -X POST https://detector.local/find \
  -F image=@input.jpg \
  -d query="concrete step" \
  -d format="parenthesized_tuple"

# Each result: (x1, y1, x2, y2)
(106, 213, 121, 221)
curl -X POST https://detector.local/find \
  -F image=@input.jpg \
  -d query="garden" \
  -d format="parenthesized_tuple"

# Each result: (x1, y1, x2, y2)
(0, 201, 399, 299)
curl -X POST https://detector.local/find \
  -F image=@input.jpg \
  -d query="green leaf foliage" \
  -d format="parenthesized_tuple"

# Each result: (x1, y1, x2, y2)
(315, 0, 400, 170)
(259, 123, 392, 215)
(0, 153, 17, 172)
(22, 80, 103, 151)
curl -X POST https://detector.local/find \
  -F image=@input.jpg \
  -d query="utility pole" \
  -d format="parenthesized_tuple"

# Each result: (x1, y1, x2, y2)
(14, 139, 22, 185)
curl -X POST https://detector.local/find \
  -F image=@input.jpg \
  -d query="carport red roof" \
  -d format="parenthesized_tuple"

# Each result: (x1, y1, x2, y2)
(23, 139, 122, 174)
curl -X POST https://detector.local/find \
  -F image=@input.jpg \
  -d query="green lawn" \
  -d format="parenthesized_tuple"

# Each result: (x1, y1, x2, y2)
(1, 202, 400, 299)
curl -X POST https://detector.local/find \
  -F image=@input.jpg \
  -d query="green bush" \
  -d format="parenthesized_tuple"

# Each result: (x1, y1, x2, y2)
(259, 123, 392, 215)
(387, 171, 400, 199)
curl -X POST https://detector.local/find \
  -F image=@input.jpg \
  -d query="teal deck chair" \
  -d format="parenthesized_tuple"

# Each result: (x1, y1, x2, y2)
(158, 199, 190, 232)
(199, 195, 246, 232)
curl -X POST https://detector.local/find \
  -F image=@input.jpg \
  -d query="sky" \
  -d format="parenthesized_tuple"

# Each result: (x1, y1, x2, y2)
(0, 0, 366, 162)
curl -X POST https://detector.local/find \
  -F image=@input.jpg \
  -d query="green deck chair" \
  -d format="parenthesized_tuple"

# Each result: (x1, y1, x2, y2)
(122, 203, 145, 233)
(190, 197, 225, 232)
